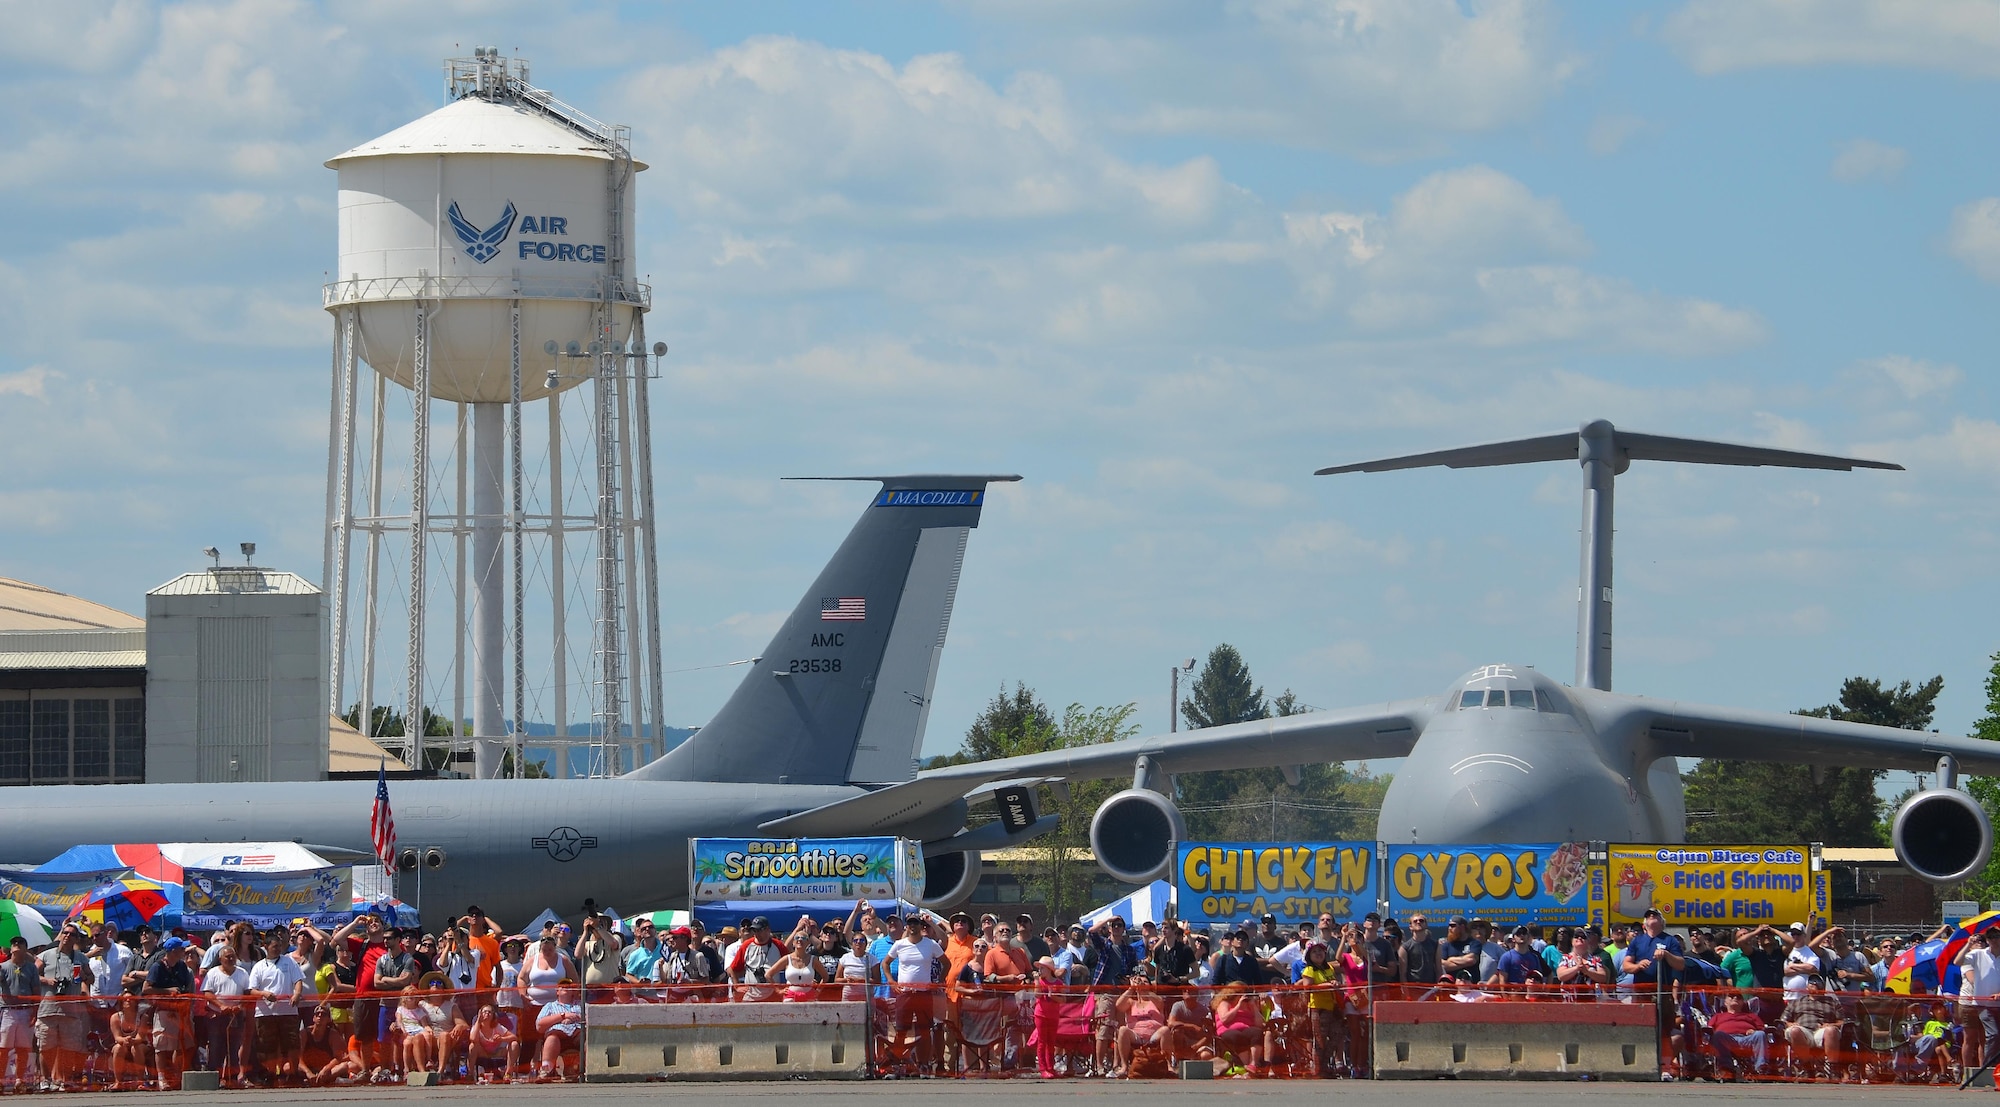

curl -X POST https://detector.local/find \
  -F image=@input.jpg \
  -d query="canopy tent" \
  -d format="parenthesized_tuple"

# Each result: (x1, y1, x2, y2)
(1079, 880, 1172, 929)
(691, 899, 902, 934)
(37, 842, 334, 885)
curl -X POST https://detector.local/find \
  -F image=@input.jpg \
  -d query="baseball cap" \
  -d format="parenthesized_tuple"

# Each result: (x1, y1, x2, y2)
(1510, 926, 1530, 938)
(669, 926, 693, 939)
(1446, 915, 1466, 927)
(1788, 921, 1806, 933)
(1641, 908, 1663, 919)
(1261, 913, 1277, 924)
(749, 915, 770, 930)
(1363, 912, 1381, 924)
(160, 937, 188, 951)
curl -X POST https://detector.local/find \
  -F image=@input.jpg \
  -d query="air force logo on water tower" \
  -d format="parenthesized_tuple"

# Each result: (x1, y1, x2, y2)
(447, 200, 517, 263)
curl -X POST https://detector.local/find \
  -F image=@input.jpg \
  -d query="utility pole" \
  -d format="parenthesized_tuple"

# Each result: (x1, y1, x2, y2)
(1170, 658, 1195, 732)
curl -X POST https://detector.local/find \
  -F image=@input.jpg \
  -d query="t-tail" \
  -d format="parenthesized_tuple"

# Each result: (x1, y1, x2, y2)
(625, 474, 1019, 786)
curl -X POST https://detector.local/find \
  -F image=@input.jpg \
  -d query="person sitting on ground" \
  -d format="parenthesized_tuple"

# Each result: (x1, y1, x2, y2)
(1912, 1000, 1956, 1077)
(1707, 989, 1768, 1077)
(1113, 979, 1169, 1077)
(1780, 975, 1846, 1073)
(298, 1004, 361, 1086)
(1211, 983, 1267, 1075)
(108, 993, 149, 1090)
(467, 1004, 519, 1084)
(394, 986, 434, 1076)
(533, 983, 585, 1082)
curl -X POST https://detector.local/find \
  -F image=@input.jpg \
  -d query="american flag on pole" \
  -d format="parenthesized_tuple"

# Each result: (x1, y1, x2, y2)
(370, 761, 397, 872)
(820, 597, 866, 622)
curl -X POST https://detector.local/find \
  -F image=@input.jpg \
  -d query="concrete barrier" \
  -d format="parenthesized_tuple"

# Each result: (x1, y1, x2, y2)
(1371, 1000, 1660, 1081)
(583, 1001, 868, 1082)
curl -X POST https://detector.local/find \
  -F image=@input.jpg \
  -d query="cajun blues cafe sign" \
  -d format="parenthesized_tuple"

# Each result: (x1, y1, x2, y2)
(1176, 842, 1377, 927)
(182, 867, 353, 929)
(1595, 845, 1817, 929)
(1386, 842, 1591, 927)
(689, 837, 917, 905)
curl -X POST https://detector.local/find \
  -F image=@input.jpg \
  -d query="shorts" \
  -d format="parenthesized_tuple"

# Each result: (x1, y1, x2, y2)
(1977, 1007, 2000, 1040)
(352, 999, 379, 1043)
(36, 1013, 84, 1052)
(152, 1024, 186, 1054)
(892, 991, 934, 1031)
(0, 1009, 31, 1050)
(255, 1014, 300, 1056)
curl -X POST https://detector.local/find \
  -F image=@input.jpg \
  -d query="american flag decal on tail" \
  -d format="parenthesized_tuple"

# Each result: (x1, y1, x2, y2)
(820, 597, 865, 621)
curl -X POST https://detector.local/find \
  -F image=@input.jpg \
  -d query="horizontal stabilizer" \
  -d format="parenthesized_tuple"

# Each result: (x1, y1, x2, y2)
(1317, 423, 1901, 476)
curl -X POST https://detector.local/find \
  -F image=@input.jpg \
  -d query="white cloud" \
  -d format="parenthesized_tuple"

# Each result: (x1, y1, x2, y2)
(1662, 0, 2000, 77)
(1949, 198, 2000, 281)
(0, 0, 158, 74)
(617, 37, 1226, 227)
(1830, 138, 1907, 182)
(0, 366, 56, 398)
(1587, 113, 1647, 156)
(1860, 417, 2000, 483)
(1850, 355, 1963, 399)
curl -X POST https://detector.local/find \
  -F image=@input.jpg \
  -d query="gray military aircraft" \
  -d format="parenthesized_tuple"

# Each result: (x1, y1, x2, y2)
(768, 421, 2000, 892)
(0, 476, 1043, 926)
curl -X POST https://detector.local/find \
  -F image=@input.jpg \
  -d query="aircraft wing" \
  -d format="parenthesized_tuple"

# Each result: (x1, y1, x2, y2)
(1582, 692, 2000, 775)
(760, 699, 1435, 837)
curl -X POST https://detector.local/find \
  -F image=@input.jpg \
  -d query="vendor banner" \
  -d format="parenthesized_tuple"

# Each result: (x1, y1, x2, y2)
(1596, 845, 1815, 928)
(0, 868, 131, 915)
(1176, 842, 1377, 927)
(689, 837, 917, 904)
(182, 867, 353, 929)
(1386, 842, 1591, 927)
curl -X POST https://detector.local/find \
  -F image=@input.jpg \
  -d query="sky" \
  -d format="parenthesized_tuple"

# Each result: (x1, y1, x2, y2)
(2, 1, 1998, 787)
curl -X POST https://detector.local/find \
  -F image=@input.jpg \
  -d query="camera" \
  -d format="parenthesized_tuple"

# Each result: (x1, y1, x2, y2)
(750, 966, 767, 983)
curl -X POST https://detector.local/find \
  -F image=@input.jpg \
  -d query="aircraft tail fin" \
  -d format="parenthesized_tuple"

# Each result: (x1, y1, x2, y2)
(625, 475, 1018, 786)
(1315, 424, 1901, 476)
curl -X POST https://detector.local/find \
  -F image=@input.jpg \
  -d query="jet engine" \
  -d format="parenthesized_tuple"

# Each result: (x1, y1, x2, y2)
(913, 850, 981, 909)
(1089, 788, 1186, 884)
(1893, 785, 1992, 885)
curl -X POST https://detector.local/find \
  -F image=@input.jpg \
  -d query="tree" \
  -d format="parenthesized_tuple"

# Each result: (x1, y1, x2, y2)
(1682, 675, 1943, 846)
(1180, 644, 1267, 730)
(1958, 652, 2000, 903)
(957, 683, 1057, 765)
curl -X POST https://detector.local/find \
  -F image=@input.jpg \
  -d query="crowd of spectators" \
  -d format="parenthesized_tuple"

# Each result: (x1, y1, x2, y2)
(0, 899, 1986, 1088)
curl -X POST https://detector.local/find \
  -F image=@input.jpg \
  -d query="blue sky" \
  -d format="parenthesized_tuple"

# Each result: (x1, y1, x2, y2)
(3, 1, 1998, 787)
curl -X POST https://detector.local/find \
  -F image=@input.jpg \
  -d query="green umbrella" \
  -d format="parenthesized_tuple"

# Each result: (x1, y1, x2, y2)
(0, 901, 56, 948)
(633, 909, 689, 931)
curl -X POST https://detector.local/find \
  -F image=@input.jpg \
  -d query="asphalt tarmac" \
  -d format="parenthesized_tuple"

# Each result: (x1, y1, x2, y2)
(36, 1081, 1981, 1106)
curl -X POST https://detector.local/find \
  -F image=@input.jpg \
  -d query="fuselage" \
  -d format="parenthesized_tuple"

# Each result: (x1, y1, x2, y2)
(1375, 664, 1684, 845)
(0, 778, 863, 930)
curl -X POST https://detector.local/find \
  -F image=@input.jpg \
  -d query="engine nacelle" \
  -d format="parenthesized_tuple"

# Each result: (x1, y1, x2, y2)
(913, 850, 981, 909)
(1089, 788, 1185, 885)
(1893, 787, 1993, 885)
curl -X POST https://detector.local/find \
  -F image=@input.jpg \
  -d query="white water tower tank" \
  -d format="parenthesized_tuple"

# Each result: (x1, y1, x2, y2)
(326, 66, 645, 402)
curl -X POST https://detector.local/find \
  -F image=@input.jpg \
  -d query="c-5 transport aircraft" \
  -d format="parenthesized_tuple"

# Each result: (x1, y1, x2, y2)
(771, 422, 2000, 892)
(0, 476, 1044, 926)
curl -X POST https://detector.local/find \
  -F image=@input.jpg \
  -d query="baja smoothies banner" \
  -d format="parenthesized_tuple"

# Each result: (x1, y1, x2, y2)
(1175, 842, 1377, 927)
(689, 837, 916, 905)
(1385, 842, 1591, 927)
(1594, 845, 1818, 929)
(182, 867, 353, 929)
(0, 868, 131, 915)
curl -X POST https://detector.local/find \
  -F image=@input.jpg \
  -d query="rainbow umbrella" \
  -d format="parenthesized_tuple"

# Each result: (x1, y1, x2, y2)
(1939, 909, 2000, 968)
(1885, 938, 1948, 994)
(67, 877, 180, 932)
(0, 901, 56, 948)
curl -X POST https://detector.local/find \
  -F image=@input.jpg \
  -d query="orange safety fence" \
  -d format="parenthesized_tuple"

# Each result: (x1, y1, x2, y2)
(0, 985, 581, 1091)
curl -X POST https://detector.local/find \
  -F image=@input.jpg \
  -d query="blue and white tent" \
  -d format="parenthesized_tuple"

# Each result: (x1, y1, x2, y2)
(1079, 880, 1171, 928)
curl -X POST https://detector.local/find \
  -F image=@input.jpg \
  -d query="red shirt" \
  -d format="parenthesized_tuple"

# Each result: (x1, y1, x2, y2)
(1709, 1010, 1764, 1035)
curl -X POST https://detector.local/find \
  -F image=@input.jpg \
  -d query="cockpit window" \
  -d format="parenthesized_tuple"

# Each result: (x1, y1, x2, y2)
(1485, 689, 1508, 708)
(1508, 689, 1536, 709)
(1537, 690, 1558, 713)
(1459, 690, 1484, 709)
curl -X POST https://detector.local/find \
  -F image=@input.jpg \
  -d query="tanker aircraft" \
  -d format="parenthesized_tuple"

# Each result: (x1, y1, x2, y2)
(0, 475, 1046, 926)
(766, 421, 2000, 892)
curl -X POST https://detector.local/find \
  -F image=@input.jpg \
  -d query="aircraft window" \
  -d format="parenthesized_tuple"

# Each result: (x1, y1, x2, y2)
(1508, 689, 1536, 709)
(1485, 689, 1507, 708)
(1459, 690, 1484, 709)
(1537, 689, 1561, 713)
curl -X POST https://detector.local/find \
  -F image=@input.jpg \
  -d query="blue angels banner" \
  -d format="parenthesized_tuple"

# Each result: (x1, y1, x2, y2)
(1385, 842, 1591, 927)
(1175, 842, 1378, 928)
(689, 837, 918, 905)
(182, 867, 353, 929)
(0, 868, 131, 915)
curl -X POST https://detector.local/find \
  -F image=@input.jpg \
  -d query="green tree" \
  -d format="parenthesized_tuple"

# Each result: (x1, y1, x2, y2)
(1959, 652, 2000, 902)
(1180, 644, 1267, 730)
(958, 683, 1057, 765)
(1682, 675, 1943, 846)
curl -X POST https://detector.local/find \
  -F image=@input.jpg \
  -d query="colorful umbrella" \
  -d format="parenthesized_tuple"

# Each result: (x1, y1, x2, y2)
(67, 877, 180, 932)
(632, 909, 690, 932)
(353, 895, 420, 928)
(0, 901, 55, 948)
(1939, 909, 2000, 968)
(1885, 938, 1948, 995)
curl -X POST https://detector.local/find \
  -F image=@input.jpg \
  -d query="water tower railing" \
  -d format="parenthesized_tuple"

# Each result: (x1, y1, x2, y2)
(323, 274, 650, 310)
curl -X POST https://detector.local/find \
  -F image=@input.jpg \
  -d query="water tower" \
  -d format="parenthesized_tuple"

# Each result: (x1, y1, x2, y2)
(320, 51, 665, 777)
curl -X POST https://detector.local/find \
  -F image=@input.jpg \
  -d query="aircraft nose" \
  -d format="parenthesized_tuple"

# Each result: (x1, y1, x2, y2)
(1437, 776, 1537, 840)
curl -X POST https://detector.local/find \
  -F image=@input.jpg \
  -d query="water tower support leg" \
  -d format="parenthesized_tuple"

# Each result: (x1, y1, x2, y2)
(471, 401, 506, 779)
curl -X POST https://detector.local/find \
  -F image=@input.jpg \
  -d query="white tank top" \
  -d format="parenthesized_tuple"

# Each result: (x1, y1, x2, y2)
(782, 960, 817, 985)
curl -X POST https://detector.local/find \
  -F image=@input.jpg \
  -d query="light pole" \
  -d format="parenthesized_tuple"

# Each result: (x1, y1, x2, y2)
(1169, 658, 1195, 732)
